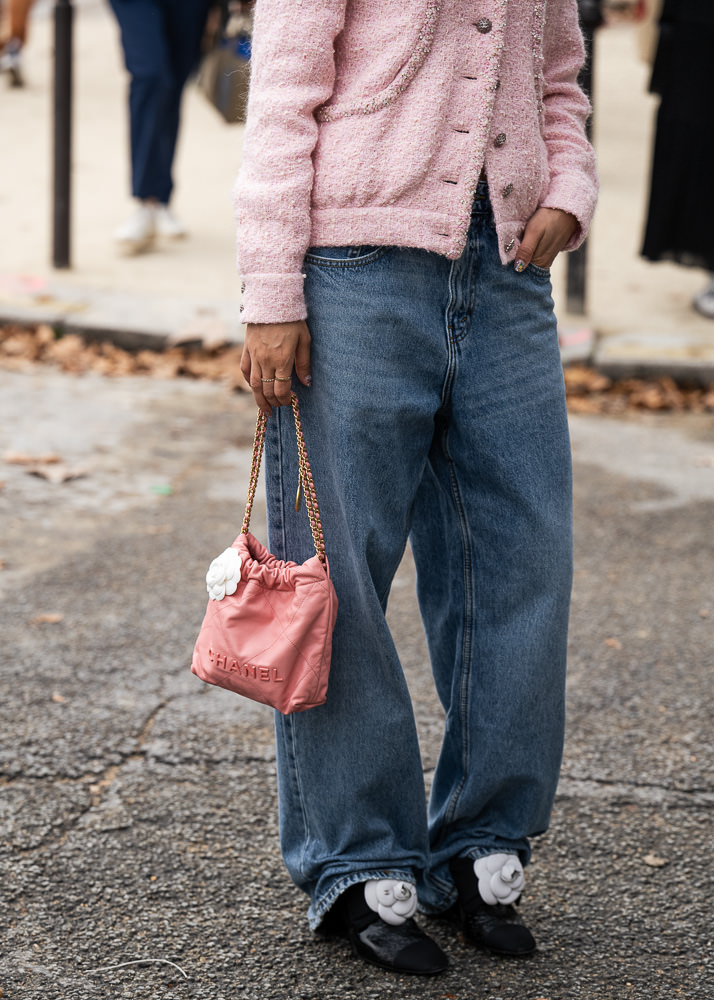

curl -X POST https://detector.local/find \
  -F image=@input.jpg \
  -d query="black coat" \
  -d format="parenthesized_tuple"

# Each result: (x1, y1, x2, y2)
(641, 0, 714, 269)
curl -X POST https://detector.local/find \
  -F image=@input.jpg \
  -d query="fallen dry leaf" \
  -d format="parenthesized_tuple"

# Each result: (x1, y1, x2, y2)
(563, 363, 714, 414)
(44, 333, 93, 372)
(643, 853, 669, 868)
(4, 450, 61, 466)
(51, 691, 67, 704)
(31, 613, 64, 625)
(565, 395, 610, 415)
(35, 323, 56, 346)
(563, 365, 612, 394)
(26, 464, 87, 484)
(3, 323, 714, 412)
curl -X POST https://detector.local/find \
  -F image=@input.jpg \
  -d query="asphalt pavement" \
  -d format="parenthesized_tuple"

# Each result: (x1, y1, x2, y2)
(0, 367, 712, 1000)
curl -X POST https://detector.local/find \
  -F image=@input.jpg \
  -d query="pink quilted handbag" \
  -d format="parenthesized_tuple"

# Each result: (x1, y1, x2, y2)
(191, 394, 337, 713)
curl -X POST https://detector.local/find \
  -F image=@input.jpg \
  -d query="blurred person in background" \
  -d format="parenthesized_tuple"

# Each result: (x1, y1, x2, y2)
(636, 0, 663, 63)
(641, 0, 714, 318)
(109, 0, 213, 254)
(0, 0, 35, 86)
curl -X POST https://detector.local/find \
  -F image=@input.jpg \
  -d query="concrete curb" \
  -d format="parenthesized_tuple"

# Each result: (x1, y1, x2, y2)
(3, 282, 714, 386)
(0, 280, 244, 353)
(592, 330, 714, 385)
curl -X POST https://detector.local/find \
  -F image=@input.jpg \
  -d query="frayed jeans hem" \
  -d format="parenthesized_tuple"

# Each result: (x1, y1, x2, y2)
(309, 868, 415, 932)
(417, 846, 531, 915)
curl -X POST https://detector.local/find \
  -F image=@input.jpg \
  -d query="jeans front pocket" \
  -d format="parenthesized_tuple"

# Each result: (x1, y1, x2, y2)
(304, 245, 390, 268)
(527, 262, 552, 281)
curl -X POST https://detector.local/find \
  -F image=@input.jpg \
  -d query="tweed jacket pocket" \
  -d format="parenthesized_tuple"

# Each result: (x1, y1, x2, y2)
(316, 0, 440, 122)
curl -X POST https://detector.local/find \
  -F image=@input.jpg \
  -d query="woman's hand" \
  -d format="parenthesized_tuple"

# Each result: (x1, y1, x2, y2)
(240, 320, 312, 415)
(514, 207, 578, 272)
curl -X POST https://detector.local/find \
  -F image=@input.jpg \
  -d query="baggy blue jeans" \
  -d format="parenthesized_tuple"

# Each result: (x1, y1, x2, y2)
(264, 185, 572, 930)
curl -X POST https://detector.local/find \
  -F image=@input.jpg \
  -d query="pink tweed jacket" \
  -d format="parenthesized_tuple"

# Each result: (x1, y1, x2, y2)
(234, 0, 598, 325)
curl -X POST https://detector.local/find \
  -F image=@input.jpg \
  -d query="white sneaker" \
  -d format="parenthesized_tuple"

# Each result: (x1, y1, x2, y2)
(155, 205, 188, 240)
(0, 40, 23, 87)
(693, 275, 714, 320)
(114, 204, 157, 254)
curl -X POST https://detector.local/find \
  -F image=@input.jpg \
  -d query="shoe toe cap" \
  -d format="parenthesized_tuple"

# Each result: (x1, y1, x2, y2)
(354, 920, 449, 974)
(482, 921, 536, 956)
(395, 938, 450, 974)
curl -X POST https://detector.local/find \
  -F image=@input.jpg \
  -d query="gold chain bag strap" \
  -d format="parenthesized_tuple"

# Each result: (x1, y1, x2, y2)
(242, 394, 327, 564)
(191, 394, 338, 713)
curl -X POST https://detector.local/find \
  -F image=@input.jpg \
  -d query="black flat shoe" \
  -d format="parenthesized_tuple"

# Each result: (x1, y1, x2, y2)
(325, 882, 449, 975)
(448, 856, 536, 957)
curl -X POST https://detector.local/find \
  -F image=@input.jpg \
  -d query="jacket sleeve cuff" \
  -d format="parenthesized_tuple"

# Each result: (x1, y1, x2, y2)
(239, 273, 308, 325)
(540, 173, 599, 252)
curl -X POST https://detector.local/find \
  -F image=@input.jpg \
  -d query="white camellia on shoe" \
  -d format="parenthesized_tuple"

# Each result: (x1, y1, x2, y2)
(363, 879, 418, 926)
(114, 204, 157, 254)
(474, 853, 525, 906)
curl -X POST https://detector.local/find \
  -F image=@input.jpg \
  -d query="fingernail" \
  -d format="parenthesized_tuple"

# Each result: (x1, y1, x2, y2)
(304, 375, 312, 387)
(514, 259, 526, 273)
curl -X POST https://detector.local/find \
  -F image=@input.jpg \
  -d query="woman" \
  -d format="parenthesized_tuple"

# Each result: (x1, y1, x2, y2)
(641, 0, 714, 317)
(234, 0, 597, 976)
(0, 0, 35, 86)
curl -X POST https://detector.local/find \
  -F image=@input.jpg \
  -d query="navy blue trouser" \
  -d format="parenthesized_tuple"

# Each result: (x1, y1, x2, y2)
(109, 0, 211, 203)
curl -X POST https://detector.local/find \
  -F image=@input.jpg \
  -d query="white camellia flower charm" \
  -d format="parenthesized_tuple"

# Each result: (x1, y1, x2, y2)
(206, 547, 242, 601)
(364, 879, 417, 926)
(474, 853, 525, 906)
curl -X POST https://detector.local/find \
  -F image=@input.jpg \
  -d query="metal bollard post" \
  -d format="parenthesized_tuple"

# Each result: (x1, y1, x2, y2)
(566, 0, 604, 315)
(52, 0, 74, 269)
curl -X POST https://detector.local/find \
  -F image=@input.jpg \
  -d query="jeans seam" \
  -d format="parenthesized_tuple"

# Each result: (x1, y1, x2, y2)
(273, 408, 311, 880)
(440, 407, 474, 830)
(441, 271, 473, 821)
(445, 253, 475, 347)
(445, 258, 459, 347)
(284, 714, 312, 881)
(435, 278, 473, 828)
